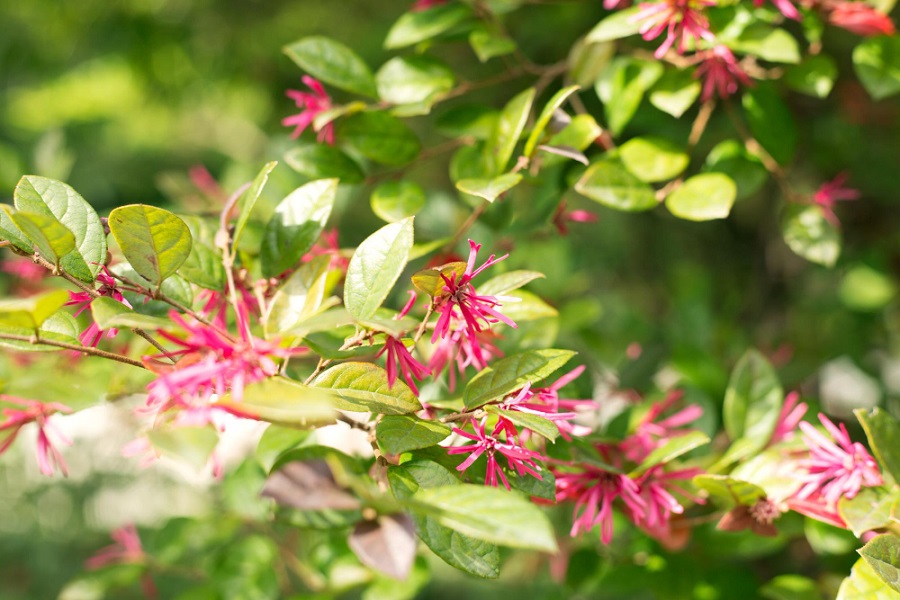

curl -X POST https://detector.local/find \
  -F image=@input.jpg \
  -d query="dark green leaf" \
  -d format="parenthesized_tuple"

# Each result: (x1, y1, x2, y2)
(567, 37, 615, 89)
(575, 159, 658, 211)
(742, 84, 796, 165)
(284, 144, 365, 184)
(311, 362, 422, 414)
(337, 111, 421, 166)
(704, 139, 768, 200)
(178, 240, 225, 290)
(436, 105, 499, 140)
(469, 28, 517, 63)
(260, 179, 337, 278)
(785, 55, 838, 98)
(376, 415, 452, 455)
(108, 204, 193, 287)
(14, 176, 107, 282)
(284, 36, 376, 97)
(344, 217, 414, 320)
(464, 349, 576, 409)
(665, 173, 737, 221)
(524, 85, 580, 158)
(596, 58, 663, 136)
(371, 181, 426, 223)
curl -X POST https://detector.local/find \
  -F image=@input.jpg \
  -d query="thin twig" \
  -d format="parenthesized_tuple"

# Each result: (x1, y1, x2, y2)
(0, 332, 145, 368)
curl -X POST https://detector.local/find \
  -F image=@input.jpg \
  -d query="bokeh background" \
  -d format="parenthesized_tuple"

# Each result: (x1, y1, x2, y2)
(2, 0, 900, 598)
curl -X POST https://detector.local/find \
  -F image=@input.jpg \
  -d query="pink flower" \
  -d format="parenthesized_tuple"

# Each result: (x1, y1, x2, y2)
(447, 417, 545, 490)
(301, 228, 348, 273)
(555, 465, 646, 542)
(1, 257, 45, 282)
(829, 2, 895, 36)
(377, 336, 431, 396)
(633, 0, 716, 58)
(499, 366, 596, 439)
(0, 395, 72, 476)
(282, 76, 335, 145)
(411, 0, 447, 10)
(65, 268, 131, 348)
(553, 202, 598, 235)
(144, 311, 301, 419)
(813, 173, 861, 226)
(795, 413, 883, 507)
(769, 391, 808, 445)
(695, 45, 754, 101)
(428, 322, 502, 391)
(86, 524, 158, 599)
(754, 0, 801, 20)
(431, 240, 517, 366)
(621, 390, 703, 463)
(631, 466, 703, 536)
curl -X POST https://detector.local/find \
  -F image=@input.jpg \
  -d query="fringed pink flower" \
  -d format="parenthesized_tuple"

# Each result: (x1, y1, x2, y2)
(813, 173, 861, 226)
(499, 366, 596, 439)
(0, 395, 72, 476)
(631, 466, 703, 535)
(795, 413, 883, 507)
(556, 466, 646, 542)
(829, 1, 895, 35)
(431, 240, 517, 366)
(428, 322, 502, 391)
(65, 267, 131, 347)
(448, 417, 545, 490)
(282, 76, 335, 145)
(621, 389, 704, 463)
(86, 524, 158, 599)
(633, 0, 716, 58)
(377, 336, 431, 396)
(695, 45, 754, 101)
(553, 201, 598, 235)
(769, 391, 808, 445)
(411, 0, 447, 10)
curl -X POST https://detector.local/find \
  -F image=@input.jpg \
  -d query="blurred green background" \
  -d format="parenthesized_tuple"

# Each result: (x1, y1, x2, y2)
(2, 0, 900, 598)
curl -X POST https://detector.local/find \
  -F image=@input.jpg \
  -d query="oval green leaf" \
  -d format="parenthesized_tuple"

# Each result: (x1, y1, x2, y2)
(385, 3, 473, 49)
(232, 161, 277, 256)
(782, 204, 841, 267)
(284, 144, 365, 184)
(665, 173, 737, 221)
(620, 136, 690, 183)
(524, 85, 580, 158)
(7, 209, 75, 268)
(311, 362, 422, 414)
(108, 204, 193, 287)
(486, 87, 535, 175)
(376, 415, 452, 455)
(371, 181, 426, 223)
(464, 349, 576, 409)
(344, 217, 414, 320)
(455, 173, 522, 203)
(376, 56, 455, 107)
(575, 159, 657, 211)
(284, 36, 377, 97)
(337, 112, 421, 166)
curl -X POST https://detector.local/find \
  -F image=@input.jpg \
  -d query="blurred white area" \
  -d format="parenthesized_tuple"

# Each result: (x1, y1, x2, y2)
(818, 356, 881, 419)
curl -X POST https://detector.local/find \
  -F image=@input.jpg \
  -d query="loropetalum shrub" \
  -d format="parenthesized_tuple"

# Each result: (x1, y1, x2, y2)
(2, 0, 900, 597)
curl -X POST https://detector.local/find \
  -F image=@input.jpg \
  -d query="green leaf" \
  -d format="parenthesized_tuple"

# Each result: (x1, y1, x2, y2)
(785, 55, 838, 98)
(761, 575, 823, 600)
(837, 558, 899, 599)
(337, 112, 421, 166)
(629, 431, 710, 476)
(311, 362, 422, 414)
(567, 36, 615, 89)
(455, 173, 522, 203)
(371, 181, 426, 223)
(0, 311, 80, 352)
(839, 488, 896, 537)
(233, 161, 277, 255)
(148, 425, 218, 471)
(376, 56, 455, 107)
(723, 349, 783, 452)
(385, 3, 473, 49)
(524, 85, 580, 158)
(108, 204, 193, 287)
(0, 289, 69, 330)
(469, 28, 517, 63)
(859, 535, 900, 593)
(7, 209, 75, 268)
(485, 88, 535, 175)
(840, 266, 897, 312)
(649, 68, 701, 118)
(376, 415, 452, 455)
(486, 406, 559, 442)
(0, 204, 32, 252)
(620, 137, 689, 183)
(596, 58, 663, 136)
(586, 7, 643, 42)
(265, 256, 333, 336)
(665, 173, 737, 221)
(464, 349, 576, 409)
(575, 159, 657, 211)
(693, 474, 767, 506)
(543, 114, 602, 165)
(284, 144, 365, 184)
(742, 84, 796, 165)
(854, 36, 900, 101)
(437, 105, 499, 140)
(90, 296, 170, 330)
(704, 139, 768, 200)
(284, 36, 376, 97)
(726, 24, 801, 64)
(178, 240, 225, 290)
(782, 204, 841, 267)
(388, 462, 500, 578)
(14, 176, 107, 282)
(477, 270, 545, 296)
(260, 179, 337, 278)
(410, 484, 557, 553)
(856, 408, 900, 484)
(344, 217, 414, 320)
(499, 290, 558, 322)
(411, 261, 467, 297)
(216, 378, 336, 427)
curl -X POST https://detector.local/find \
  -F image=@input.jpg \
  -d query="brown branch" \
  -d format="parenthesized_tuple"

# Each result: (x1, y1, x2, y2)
(0, 332, 145, 368)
